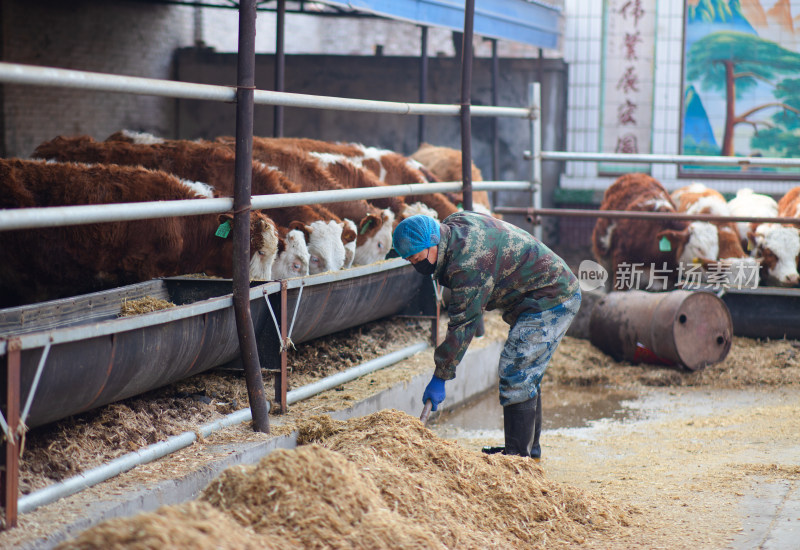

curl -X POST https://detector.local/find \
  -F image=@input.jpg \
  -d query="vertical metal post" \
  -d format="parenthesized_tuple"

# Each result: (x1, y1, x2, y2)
(234, 0, 270, 433)
(459, 0, 475, 212)
(278, 281, 288, 413)
(418, 25, 428, 146)
(273, 0, 285, 137)
(1, 339, 21, 529)
(529, 82, 542, 241)
(490, 38, 500, 205)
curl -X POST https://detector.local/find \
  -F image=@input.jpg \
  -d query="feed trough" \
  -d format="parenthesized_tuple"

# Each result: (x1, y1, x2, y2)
(0, 259, 433, 429)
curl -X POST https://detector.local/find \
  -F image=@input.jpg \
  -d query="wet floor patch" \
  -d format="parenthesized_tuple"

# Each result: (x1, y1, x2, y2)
(429, 384, 642, 441)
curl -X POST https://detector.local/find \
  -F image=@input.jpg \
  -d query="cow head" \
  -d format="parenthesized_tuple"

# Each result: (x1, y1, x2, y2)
(659, 221, 719, 267)
(215, 211, 278, 281)
(342, 218, 358, 269)
(749, 223, 800, 287)
(395, 201, 439, 229)
(289, 219, 346, 274)
(273, 229, 310, 279)
(354, 209, 395, 266)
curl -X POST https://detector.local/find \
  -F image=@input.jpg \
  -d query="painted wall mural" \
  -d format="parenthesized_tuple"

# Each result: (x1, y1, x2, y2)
(682, 0, 800, 176)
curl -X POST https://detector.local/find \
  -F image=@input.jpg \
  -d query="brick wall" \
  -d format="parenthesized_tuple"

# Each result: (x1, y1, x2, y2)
(1, 0, 195, 158)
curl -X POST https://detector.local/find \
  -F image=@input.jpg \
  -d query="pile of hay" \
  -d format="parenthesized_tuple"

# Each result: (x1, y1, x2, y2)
(118, 296, 176, 317)
(57, 501, 271, 550)
(59, 410, 632, 550)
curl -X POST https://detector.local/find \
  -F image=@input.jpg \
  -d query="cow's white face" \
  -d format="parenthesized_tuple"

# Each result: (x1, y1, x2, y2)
(249, 221, 279, 281)
(342, 219, 357, 269)
(354, 209, 394, 267)
(307, 220, 345, 274)
(678, 221, 719, 265)
(273, 230, 310, 279)
(754, 224, 800, 286)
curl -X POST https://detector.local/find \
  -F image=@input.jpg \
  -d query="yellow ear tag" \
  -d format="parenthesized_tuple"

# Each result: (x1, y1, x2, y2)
(692, 257, 699, 264)
(747, 239, 753, 252)
(658, 236, 672, 252)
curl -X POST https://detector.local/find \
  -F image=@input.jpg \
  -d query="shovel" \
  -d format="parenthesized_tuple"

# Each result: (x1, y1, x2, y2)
(419, 399, 434, 426)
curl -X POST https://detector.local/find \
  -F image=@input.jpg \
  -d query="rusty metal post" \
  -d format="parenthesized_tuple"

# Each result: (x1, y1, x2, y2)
(459, 0, 475, 212)
(276, 280, 288, 413)
(1, 338, 21, 529)
(233, 0, 270, 433)
(418, 25, 428, 146)
(273, 0, 285, 137)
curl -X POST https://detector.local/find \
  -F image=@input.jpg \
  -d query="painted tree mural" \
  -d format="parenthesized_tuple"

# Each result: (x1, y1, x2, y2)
(685, 31, 800, 157)
(750, 77, 800, 157)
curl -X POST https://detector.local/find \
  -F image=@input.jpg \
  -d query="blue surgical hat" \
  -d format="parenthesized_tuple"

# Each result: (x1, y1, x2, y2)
(392, 215, 441, 259)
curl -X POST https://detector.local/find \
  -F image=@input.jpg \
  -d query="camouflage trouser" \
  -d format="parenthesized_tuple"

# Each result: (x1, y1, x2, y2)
(498, 291, 581, 406)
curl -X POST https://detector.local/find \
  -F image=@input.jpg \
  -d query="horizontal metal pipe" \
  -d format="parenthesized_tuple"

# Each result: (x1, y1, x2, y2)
(0, 181, 530, 232)
(17, 407, 255, 515)
(0, 62, 234, 102)
(0, 197, 233, 231)
(286, 341, 429, 404)
(16, 341, 429, 515)
(493, 206, 800, 225)
(536, 150, 800, 168)
(0, 62, 529, 119)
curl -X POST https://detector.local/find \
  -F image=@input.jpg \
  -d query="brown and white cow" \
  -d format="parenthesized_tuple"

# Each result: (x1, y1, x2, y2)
(215, 137, 394, 267)
(729, 188, 800, 287)
(410, 142, 494, 215)
(267, 137, 461, 220)
(776, 186, 800, 286)
(592, 173, 718, 290)
(0, 158, 278, 307)
(671, 182, 760, 287)
(33, 134, 352, 275)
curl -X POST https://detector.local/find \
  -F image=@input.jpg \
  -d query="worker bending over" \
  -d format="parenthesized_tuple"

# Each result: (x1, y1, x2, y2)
(392, 212, 580, 458)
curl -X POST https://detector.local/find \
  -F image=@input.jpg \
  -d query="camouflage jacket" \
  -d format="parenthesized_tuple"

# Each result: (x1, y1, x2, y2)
(431, 211, 579, 380)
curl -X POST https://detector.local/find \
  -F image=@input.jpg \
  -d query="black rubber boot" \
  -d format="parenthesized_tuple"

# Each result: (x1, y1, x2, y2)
(502, 397, 538, 457)
(530, 391, 542, 460)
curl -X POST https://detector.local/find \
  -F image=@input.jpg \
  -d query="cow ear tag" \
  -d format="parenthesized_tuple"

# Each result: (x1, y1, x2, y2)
(658, 236, 672, 252)
(747, 239, 753, 252)
(215, 220, 232, 238)
(359, 219, 373, 235)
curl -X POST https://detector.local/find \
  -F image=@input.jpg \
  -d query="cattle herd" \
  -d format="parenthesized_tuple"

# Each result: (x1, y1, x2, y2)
(0, 132, 494, 308)
(3, 135, 798, 309)
(592, 172, 800, 291)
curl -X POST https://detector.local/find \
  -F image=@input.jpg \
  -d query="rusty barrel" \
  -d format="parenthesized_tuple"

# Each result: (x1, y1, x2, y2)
(589, 290, 733, 371)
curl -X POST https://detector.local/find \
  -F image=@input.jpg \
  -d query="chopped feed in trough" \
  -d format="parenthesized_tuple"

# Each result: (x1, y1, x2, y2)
(56, 410, 632, 550)
(118, 296, 176, 317)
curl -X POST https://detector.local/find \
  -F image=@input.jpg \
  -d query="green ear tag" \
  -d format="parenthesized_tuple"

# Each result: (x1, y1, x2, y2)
(658, 236, 672, 252)
(215, 220, 232, 238)
(359, 219, 373, 235)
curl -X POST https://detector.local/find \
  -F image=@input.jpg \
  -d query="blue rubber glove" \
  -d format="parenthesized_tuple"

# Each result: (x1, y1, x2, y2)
(422, 375, 446, 411)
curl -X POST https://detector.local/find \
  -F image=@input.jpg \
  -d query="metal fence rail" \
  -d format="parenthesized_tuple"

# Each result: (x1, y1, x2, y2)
(538, 150, 800, 168)
(0, 62, 530, 118)
(0, 180, 532, 231)
(0, 61, 533, 232)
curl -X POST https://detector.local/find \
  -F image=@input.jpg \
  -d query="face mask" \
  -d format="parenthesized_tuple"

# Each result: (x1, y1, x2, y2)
(413, 258, 436, 276)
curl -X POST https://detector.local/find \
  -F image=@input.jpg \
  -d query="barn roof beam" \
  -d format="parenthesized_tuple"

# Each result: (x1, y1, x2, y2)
(128, 0, 563, 48)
